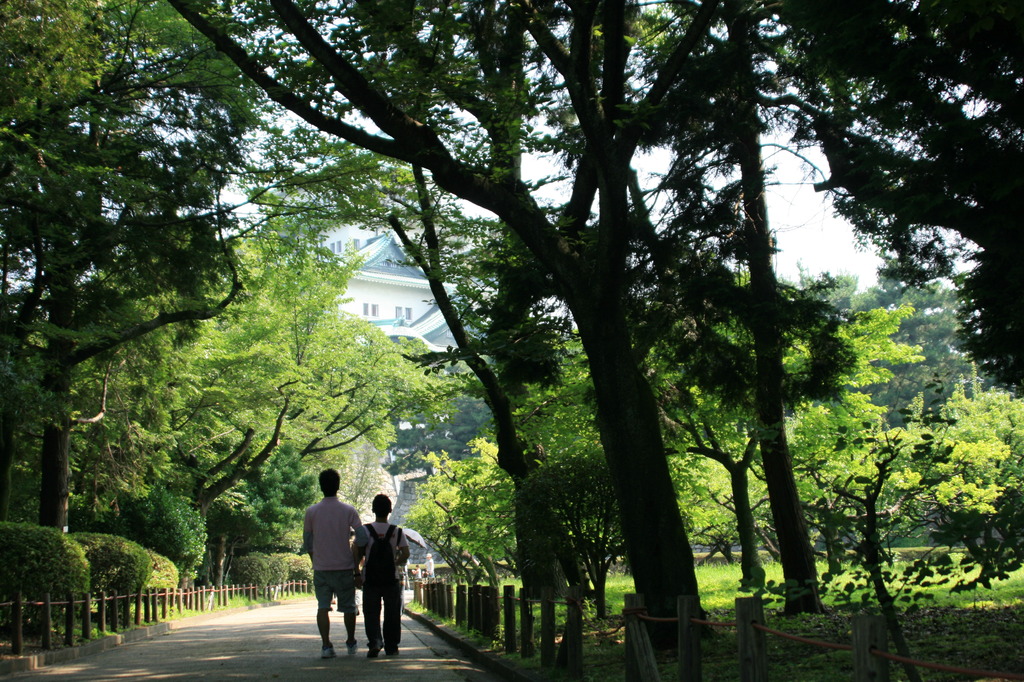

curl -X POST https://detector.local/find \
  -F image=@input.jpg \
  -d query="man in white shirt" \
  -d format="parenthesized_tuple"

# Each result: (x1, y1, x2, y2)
(303, 469, 367, 658)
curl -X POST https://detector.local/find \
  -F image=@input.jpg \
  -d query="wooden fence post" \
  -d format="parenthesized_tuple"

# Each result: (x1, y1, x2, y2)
(82, 592, 92, 640)
(42, 593, 52, 649)
(504, 585, 517, 654)
(110, 593, 118, 631)
(65, 592, 75, 646)
(469, 585, 479, 632)
(624, 593, 660, 682)
(540, 586, 556, 668)
(143, 589, 151, 623)
(98, 591, 107, 634)
(736, 597, 768, 682)
(12, 592, 23, 655)
(488, 586, 501, 641)
(678, 595, 702, 682)
(135, 590, 143, 626)
(456, 584, 467, 628)
(520, 587, 535, 658)
(565, 585, 584, 679)
(853, 615, 889, 682)
(445, 583, 454, 620)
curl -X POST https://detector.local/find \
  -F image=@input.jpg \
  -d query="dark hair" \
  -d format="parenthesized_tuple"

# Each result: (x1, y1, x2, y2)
(371, 494, 392, 516)
(319, 469, 341, 496)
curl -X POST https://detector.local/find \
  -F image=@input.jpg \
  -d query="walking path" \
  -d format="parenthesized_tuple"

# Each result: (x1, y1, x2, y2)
(2, 597, 502, 681)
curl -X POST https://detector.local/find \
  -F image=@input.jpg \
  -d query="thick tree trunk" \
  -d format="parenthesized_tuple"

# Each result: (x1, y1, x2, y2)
(0, 411, 15, 521)
(38, 354, 73, 530)
(737, 125, 822, 613)
(728, 463, 762, 586)
(38, 414, 72, 529)
(576, 313, 699, 619)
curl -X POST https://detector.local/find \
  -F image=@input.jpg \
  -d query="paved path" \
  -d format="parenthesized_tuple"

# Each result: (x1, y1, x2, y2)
(4, 598, 502, 681)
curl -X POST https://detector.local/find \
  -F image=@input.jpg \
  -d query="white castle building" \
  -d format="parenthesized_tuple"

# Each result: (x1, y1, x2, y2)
(322, 224, 456, 352)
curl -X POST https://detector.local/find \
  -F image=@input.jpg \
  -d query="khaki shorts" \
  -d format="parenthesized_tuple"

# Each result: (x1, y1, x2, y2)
(313, 570, 356, 613)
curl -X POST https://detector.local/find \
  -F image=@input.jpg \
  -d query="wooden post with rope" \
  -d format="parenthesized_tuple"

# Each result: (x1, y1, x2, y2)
(853, 615, 889, 682)
(736, 597, 767, 682)
(519, 587, 535, 658)
(540, 586, 555, 667)
(678, 595, 702, 682)
(624, 593, 660, 681)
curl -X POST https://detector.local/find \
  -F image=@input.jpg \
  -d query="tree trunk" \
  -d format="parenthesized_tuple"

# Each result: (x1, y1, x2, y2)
(0, 411, 15, 521)
(38, 351, 73, 530)
(729, 463, 763, 586)
(576, 312, 700, 622)
(212, 534, 227, 587)
(734, 77, 822, 615)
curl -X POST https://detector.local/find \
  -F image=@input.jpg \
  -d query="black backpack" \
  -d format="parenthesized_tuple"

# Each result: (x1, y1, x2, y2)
(364, 524, 401, 588)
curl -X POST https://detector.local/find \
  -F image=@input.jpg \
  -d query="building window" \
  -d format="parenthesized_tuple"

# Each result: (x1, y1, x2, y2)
(405, 307, 413, 319)
(395, 306, 404, 319)
(363, 303, 380, 317)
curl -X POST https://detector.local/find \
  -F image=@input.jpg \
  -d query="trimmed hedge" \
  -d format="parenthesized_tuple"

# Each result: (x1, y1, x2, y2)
(230, 553, 289, 586)
(278, 553, 313, 583)
(71, 532, 152, 595)
(145, 549, 180, 590)
(0, 522, 90, 597)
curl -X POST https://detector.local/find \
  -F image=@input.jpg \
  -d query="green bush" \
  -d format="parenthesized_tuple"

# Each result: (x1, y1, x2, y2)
(0, 522, 90, 597)
(71, 489, 206, 581)
(145, 550, 180, 590)
(230, 554, 273, 586)
(279, 553, 313, 583)
(266, 553, 289, 584)
(71, 532, 152, 595)
(230, 552, 291, 586)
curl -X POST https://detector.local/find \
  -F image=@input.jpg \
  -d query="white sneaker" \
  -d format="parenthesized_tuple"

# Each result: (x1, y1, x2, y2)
(321, 646, 336, 659)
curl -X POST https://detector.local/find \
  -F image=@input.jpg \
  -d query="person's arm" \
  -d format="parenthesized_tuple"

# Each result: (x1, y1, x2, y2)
(352, 522, 368, 586)
(301, 510, 314, 560)
(302, 531, 314, 559)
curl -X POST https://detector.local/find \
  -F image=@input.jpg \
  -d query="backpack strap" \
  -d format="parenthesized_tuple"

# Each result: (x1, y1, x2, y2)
(365, 523, 380, 541)
(382, 524, 396, 543)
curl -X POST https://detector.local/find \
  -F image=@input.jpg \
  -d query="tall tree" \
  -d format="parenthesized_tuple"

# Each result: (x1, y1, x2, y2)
(649, 0, 855, 611)
(781, 0, 1024, 386)
(0, 0, 259, 525)
(168, 0, 727, 617)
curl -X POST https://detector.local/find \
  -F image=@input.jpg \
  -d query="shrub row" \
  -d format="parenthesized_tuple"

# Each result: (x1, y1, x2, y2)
(0, 522, 177, 597)
(229, 553, 311, 586)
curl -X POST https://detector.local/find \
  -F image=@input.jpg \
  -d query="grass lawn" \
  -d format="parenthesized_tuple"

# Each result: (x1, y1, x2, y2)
(417, 558, 1024, 681)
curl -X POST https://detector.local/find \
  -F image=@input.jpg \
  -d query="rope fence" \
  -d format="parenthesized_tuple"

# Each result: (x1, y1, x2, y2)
(1, 581, 310, 656)
(410, 583, 1024, 682)
(626, 594, 1024, 682)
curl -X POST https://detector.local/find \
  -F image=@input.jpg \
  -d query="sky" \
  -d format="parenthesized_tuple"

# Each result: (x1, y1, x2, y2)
(766, 168, 884, 290)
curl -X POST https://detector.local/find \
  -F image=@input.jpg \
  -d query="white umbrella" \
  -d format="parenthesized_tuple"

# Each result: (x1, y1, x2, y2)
(402, 528, 427, 547)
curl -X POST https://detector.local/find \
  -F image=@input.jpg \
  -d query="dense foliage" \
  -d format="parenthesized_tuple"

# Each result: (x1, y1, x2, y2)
(229, 553, 289, 587)
(70, 532, 152, 595)
(0, 522, 90, 597)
